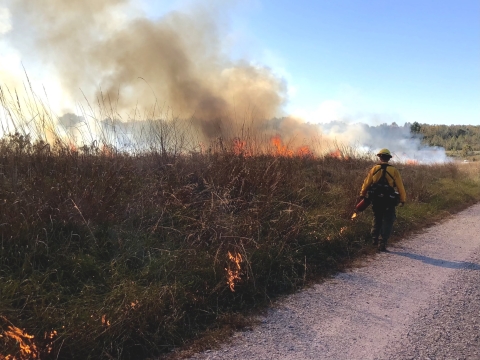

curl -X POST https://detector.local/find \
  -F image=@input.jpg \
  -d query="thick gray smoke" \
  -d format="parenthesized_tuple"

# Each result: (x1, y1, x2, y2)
(4, 0, 288, 140)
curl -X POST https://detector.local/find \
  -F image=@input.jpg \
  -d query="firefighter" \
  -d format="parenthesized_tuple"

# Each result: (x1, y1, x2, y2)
(359, 149, 406, 251)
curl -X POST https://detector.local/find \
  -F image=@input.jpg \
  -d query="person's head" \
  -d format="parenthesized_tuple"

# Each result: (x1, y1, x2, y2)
(376, 148, 392, 162)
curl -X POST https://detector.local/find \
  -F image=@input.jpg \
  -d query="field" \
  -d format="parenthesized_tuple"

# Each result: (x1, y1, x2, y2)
(1, 91, 480, 359)
(446, 150, 480, 162)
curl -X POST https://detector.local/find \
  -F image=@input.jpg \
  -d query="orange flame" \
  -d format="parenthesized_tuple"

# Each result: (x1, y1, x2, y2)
(296, 146, 314, 157)
(270, 135, 313, 158)
(327, 149, 349, 160)
(271, 135, 293, 157)
(406, 159, 419, 165)
(0, 317, 51, 359)
(43, 330, 58, 356)
(68, 141, 77, 152)
(101, 314, 111, 327)
(226, 251, 243, 292)
(351, 212, 358, 220)
(232, 138, 253, 156)
(100, 145, 114, 157)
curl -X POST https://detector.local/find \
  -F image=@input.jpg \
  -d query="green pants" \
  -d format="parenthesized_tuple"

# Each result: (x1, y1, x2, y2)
(371, 202, 396, 245)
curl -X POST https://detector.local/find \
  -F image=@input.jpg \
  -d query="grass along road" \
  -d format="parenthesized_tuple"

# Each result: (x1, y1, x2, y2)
(186, 202, 480, 360)
(1, 132, 479, 358)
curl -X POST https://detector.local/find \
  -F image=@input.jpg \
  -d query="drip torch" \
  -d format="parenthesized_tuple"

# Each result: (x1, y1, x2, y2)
(351, 197, 371, 220)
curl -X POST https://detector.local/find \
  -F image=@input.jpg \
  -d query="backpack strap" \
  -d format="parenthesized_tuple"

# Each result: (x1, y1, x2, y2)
(372, 164, 395, 185)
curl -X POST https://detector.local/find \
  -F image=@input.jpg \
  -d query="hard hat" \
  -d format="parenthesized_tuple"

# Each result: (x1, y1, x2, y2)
(376, 148, 392, 157)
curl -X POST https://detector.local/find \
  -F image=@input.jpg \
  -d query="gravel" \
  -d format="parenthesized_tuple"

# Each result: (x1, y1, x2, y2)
(188, 202, 480, 360)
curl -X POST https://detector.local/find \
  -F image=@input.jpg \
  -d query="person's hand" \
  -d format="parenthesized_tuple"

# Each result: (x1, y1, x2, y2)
(398, 202, 405, 207)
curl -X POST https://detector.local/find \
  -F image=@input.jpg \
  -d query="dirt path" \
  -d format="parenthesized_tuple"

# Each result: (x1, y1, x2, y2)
(188, 203, 480, 360)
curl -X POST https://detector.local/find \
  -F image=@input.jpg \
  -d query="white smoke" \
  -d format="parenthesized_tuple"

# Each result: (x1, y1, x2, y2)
(318, 120, 449, 164)
(0, 7, 12, 34)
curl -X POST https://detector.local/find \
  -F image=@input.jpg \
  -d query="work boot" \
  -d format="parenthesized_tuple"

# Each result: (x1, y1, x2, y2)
(378, 242, 387, 252)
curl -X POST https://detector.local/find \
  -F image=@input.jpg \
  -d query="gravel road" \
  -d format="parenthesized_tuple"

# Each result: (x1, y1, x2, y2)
(188, 202, 480, 360)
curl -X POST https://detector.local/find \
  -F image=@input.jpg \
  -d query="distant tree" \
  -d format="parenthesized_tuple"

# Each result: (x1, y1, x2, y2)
(431, 135, 443, 147)
(462, 144, 473, 158)
(456, 128, 467, 137)
(446, 138, 457, 151)
(454, 140, 461, 151)
(410, 121, 421, 134)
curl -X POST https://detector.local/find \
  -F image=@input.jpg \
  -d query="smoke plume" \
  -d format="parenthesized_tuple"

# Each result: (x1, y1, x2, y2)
(1, 1, 449, 163)
(4, 0, 288, 140)
(319, 121, 449, 163)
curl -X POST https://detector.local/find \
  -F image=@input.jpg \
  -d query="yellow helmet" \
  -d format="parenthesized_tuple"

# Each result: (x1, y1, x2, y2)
(376, 148, 392, 157)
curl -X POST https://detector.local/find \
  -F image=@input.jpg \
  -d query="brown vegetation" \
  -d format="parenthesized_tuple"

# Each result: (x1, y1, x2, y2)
(1, 85, 480, 359)
(0, 130, 479, 359)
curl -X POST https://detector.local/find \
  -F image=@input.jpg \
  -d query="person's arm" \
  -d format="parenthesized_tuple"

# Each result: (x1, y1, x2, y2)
(359, 168, 374, 197)
(394, 169, 406, 203)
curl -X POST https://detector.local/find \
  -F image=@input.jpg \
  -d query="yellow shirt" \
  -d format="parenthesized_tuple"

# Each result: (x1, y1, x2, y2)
(360, 162, 407, 203)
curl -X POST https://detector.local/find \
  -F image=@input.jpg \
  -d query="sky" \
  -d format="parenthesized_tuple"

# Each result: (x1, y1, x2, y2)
(1, 0, 479, 128)
(255, 1, 480, 126)
(144, 0, 480, 126)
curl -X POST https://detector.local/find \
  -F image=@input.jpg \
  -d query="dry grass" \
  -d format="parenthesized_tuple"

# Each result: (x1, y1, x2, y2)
(1, 85, 480, 359)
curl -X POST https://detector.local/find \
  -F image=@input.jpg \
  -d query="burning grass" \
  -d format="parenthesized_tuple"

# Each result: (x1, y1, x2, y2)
(1, 88, 480, 359)
(0, 132, 479, 359)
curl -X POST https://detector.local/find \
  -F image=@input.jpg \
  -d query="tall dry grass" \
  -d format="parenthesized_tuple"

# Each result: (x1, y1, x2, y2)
(1, 84, 480, 359)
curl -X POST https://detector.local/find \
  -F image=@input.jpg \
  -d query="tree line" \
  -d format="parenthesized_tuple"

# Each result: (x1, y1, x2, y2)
(409, 122, 480, 153)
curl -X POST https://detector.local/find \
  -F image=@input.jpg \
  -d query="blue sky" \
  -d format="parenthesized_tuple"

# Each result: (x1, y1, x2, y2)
(1, 0, 479, 127)
(145, 0, 480, 126)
